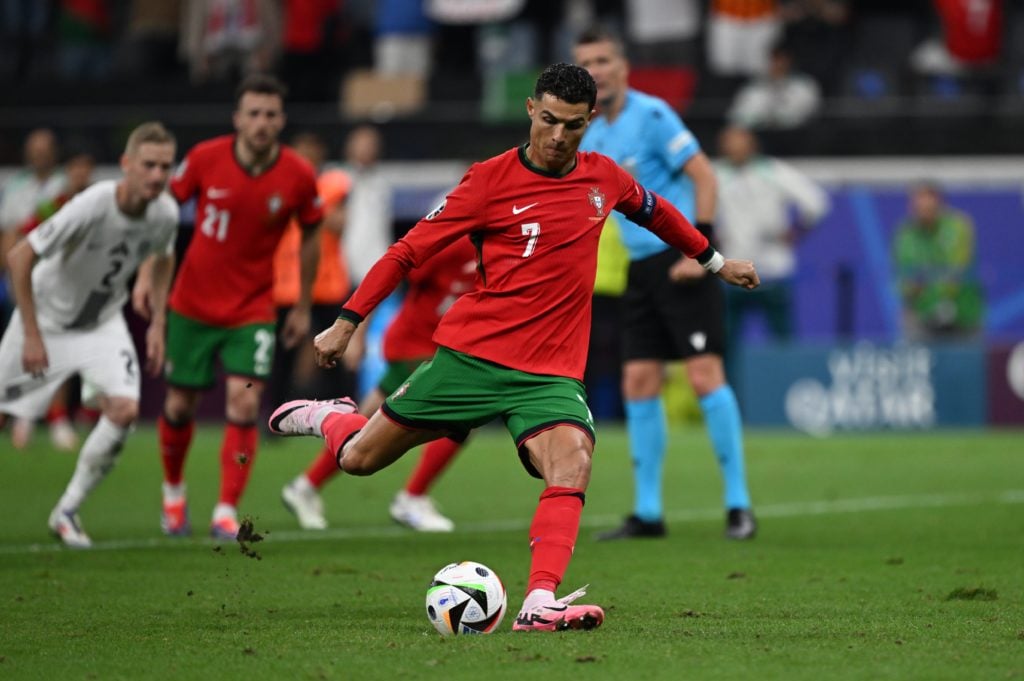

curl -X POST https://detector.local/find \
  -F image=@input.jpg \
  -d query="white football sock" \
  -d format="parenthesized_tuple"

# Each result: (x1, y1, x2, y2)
(521, 588, 557, 612)
(56, 416, 129, 512)
(293, 474, 315, 494)
(212, 502, 237, 522)
(162, 481, 186, 503)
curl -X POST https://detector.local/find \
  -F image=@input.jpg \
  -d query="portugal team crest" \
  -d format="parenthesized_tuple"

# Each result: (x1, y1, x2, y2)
(268, 193, 283, 215)
(588, 187, 606, 217)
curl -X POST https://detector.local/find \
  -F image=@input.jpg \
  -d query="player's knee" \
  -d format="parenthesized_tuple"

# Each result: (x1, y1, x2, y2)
(164, 388, 198, 422)
(338, 443, 379, 476)
(686, 356, 726, 397)
(340, 431, 394, 476)
(225, 392, 260, 423)
(104, 399, 138, 427)
(622, 362, 662, 400)
(533, 431, 593, 489)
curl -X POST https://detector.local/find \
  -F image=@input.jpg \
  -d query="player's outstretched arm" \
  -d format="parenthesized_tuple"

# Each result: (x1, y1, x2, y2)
(313, 317, 357, 368)
(143, 253, 175, 376)
(5, 239, 47, 375)
(281, 223, 320, 350)
(131, 256, 155, 320)
(715, 258, 760, 290)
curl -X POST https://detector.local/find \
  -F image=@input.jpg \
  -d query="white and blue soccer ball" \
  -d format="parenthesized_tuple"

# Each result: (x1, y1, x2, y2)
(425, 561, 507, 636)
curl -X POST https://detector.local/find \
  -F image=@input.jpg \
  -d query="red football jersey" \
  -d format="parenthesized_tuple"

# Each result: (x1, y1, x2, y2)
(169, 135, 323, 326)
(382, 237, 478, 362)
(343, 146, 711, 380)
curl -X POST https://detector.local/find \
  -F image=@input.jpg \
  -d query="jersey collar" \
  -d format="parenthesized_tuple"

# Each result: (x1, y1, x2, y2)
(232, 135, 281, 177)
(517, 144, 578, 179)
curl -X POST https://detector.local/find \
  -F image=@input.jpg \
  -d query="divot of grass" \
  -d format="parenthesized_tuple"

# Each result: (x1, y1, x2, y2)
(944, 586, 998, 601)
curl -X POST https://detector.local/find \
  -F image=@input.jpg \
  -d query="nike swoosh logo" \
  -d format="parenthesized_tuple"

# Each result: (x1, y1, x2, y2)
(207, 188, 230, 199)
(512, 202, 538, 215)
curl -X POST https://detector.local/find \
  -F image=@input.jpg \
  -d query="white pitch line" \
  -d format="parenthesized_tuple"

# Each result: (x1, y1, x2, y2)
(1, 489, 1022, 556)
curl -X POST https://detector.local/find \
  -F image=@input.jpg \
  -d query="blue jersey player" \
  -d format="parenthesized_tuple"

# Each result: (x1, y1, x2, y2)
(575, 28, 756, 540)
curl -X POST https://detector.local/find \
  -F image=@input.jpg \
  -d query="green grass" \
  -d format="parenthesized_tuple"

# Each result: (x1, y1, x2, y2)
(1, 425, 1022, 680)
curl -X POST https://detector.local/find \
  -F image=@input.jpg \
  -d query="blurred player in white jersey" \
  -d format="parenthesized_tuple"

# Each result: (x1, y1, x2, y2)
(0, 122, 179, 548)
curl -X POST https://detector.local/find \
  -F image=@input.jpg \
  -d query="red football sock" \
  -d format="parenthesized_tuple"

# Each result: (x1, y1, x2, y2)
(158, 415, 194, 486)
(305, 444, 341, 489)
(527, 486, 586, 594)
(45, 401, 68, 423)
(218, 422, 258, 507)
(322, 412, 368, 468)
(77, 406, 101, 425)
(404, 438, 461, 496)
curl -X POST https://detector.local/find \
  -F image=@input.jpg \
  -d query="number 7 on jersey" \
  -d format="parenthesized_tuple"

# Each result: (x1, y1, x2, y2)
(520, 223, 540, 258)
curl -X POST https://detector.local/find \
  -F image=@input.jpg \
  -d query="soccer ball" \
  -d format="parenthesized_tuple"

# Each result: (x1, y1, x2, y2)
(425, 561, 507, 636)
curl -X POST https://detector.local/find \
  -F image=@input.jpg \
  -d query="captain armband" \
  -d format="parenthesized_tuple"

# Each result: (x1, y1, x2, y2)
(625, 187, 657, 225)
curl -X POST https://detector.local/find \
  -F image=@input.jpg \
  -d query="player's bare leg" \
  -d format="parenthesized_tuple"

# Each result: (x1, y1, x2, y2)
(50, 396, 137, 548)
(337, 410, 441, 476)
(513, 425, 604, 632)
(271, 396, 446, 470)
(282, 387, 387, 530)
(159, 386, 201, 536)
(210, 376, 263, 539)
(272, 397, 445, 523)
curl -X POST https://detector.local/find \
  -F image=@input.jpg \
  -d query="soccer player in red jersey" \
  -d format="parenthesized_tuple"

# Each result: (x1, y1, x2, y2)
(156, 74, 323, 540)
(269, 63, 758, 632)
(281, 236, 478, 532)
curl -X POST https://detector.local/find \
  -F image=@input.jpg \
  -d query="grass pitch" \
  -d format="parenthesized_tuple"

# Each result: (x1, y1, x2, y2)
(1, 424, 1022, 680)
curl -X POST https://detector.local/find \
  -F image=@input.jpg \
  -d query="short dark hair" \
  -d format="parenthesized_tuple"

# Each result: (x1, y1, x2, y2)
(235, 73, 288, 106)
(534, 63, 597, 110)
(574, 26, 625, 56)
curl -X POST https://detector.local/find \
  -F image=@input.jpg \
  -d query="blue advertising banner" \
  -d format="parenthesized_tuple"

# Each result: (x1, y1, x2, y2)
(739, 342, 987, 434)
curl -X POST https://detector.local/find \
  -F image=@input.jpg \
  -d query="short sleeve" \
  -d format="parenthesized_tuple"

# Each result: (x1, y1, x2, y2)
(169, 150, 200, 203)
(153, 199, 180, 256)
(649, 101, 700, 170)
(25, 189, 94, 258)
(295, 163, 324, 228)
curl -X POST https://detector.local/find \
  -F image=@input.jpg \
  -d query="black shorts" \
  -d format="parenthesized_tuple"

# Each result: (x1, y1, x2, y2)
(622, 248, 725, 361)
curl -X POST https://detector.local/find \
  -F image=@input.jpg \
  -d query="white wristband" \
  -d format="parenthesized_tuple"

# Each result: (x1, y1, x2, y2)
(702, 251, 725, 274)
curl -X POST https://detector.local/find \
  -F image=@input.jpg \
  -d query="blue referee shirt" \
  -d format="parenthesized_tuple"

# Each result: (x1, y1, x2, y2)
(580, 89, 701, 261)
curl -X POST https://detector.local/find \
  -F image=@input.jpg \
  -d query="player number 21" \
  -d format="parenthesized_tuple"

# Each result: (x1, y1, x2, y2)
(520, 223, 540, 258)
(201, 204, 230, 242)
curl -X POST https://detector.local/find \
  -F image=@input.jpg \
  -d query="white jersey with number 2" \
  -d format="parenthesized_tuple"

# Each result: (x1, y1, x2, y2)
(25, 180, 178, 332)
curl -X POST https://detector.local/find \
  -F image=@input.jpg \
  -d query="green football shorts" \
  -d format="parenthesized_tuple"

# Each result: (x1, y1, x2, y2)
(377, 359, 427, 396)
(164, 310, 276, 388)
(382, 346, 596, 478)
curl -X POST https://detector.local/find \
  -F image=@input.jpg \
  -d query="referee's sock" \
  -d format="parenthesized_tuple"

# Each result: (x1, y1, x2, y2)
(625, 397, 667, 521)
(699, 385, 751, 510)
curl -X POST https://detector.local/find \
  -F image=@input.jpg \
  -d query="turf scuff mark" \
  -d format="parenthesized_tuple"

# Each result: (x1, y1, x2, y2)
(945, 587, 998, 601)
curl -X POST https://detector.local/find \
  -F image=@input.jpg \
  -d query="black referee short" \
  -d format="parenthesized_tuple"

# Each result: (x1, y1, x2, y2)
(622, 248, 725, 361)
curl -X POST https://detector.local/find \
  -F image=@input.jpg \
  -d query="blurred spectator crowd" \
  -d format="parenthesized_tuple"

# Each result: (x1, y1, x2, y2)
(1, 1, 1019, 110)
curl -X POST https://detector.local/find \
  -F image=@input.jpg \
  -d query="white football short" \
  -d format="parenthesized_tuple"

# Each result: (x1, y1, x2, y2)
(0, 313, 140, 419)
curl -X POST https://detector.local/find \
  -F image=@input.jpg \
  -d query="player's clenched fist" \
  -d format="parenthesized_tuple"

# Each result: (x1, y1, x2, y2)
(314, 318, 357, 368)
(716, 259, 760, 290)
